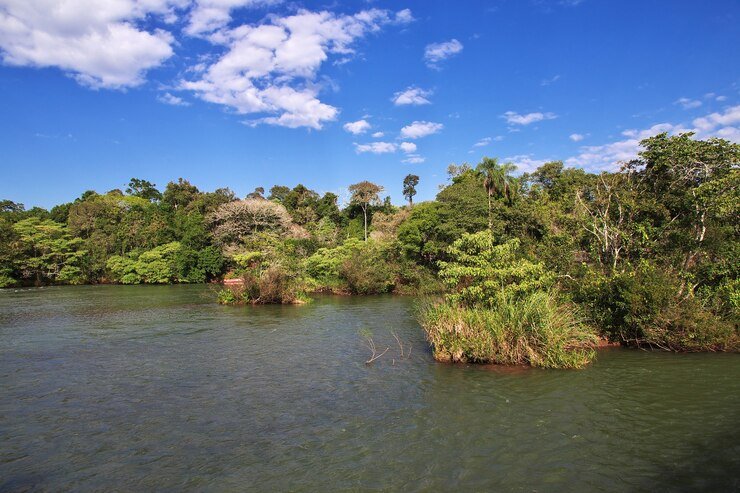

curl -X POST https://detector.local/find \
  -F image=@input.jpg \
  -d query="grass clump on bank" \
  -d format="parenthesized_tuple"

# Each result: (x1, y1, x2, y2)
(419, 292, 596, 368)
(417, 231, 597, 369)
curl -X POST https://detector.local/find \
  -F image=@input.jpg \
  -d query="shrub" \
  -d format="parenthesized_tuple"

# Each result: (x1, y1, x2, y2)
(576, 262, 738, 351)
(438, 230, 554, 307)
(339, 248, 394, 295)
(419, 291, 597, 368)
(418, 230, 597, 369)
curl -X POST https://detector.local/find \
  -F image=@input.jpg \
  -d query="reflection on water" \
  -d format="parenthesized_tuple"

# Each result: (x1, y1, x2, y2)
(1, 285, 738, 491)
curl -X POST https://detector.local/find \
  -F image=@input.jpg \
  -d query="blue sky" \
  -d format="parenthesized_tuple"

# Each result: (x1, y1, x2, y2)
(1, 0, 738, 209)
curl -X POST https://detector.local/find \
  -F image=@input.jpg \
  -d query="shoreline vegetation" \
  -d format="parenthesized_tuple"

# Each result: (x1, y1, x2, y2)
(1, 133, 738, 366)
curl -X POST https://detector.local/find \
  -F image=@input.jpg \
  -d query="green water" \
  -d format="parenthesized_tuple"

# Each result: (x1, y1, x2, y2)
(0, 285, 738, 492)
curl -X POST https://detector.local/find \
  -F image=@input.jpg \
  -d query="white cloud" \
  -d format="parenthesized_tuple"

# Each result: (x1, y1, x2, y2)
(354, 141, 397, 154)
(692, 105, 740, 133)
(716, 95, 728, 102)
(402, 154, 425, 164)
(392, 86, 432, 105)
(158, 92, 190, 106)
(181, 8, 411, 129)
(354, 140, 417, 154)
(400, 120, 443, 139)
(473, 137, 491, 147)
(394, 8, 414, 24)
(503, 111, 557, 125)
(503, 111, 558, 126)
(424, 39, 463, 68)
(569, 133, 584, 142)
(185, 0, 279, 37)
(487, 106, 740, 175)
(564, 106, 740, 172)
(540, 75, 560, 86)
(0, 0, 179, 88)
(399, 142, 417, 153)
(343, 119, 371, 134)
(675, 97, 702, 110)
(504, 154, 550, 174)
(371, 131, 384, 138)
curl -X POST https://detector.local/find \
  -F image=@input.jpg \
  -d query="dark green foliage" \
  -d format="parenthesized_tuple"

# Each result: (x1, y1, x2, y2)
(575, 262, 737, 351)
(126, 178, 162, 202)
(339, 247, 394, 295)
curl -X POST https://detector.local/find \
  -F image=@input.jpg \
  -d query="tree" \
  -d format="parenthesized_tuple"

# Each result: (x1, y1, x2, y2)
(348, 181, 383, 241)
(476, 157, 518, 231)
(268, 185, 291, 202)
(126, 178, 162, 202)
(163, 178, 199, 210)
(403, 174, 419, 207)
(12, 217, 86, 285)
(208, 199, 293, 245)
(246, 187, 265, 199)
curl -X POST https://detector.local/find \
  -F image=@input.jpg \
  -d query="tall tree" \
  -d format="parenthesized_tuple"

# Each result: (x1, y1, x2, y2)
(246, 187, 265, 199)
(126, 178, 162, 202)
(403, 174, 420, 207)
(163, 178, 199, 210)
(349, 181, 384, 241)
(476, 157, 518, 230)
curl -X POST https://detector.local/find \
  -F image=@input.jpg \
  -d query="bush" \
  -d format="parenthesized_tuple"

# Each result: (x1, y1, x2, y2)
(418, 291, 597, 368)
(438, 231, 554, 307)
(576, 262, 738, 351)
(418, 230, 596, 369)
(218, 265, 306, 305)
(339, 248, 394, 295)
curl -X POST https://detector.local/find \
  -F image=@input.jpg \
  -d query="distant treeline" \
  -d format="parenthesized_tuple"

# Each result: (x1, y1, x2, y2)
(1, 132, 737, 354)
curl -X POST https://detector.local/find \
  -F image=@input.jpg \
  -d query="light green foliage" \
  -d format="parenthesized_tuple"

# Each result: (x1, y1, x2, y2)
(12, 217, 86, 285)
(107, 242, 222, 284)
(438, 230, 554, 307)
(304, 238, 365, 285)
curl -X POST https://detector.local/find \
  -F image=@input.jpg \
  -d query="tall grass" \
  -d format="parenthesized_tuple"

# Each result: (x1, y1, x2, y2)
(418, 291, 597, 369)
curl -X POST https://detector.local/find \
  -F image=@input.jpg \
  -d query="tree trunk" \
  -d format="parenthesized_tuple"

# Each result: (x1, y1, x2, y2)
(488, 193, 493, 231)
(363, 205, 368, 241)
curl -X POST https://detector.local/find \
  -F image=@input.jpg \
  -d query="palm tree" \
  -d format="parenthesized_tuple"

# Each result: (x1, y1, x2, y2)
(476, 157, 518, 230)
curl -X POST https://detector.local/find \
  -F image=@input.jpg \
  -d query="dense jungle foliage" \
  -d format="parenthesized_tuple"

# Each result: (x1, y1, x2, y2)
(1, 133, 738, 355)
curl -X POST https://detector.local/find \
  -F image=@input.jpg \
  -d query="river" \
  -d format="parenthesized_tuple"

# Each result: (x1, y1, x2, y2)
(1, 285, 738, 491)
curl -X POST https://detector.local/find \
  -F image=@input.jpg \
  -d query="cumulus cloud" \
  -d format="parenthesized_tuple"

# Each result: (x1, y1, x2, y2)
(424, 39, 463, 68)
(503, 111, 557, 126)
(473, 137, 491, 147)
(674, 97, 702, 110)
(394, 8, 414, 24)
(181, 8, 412, 129)
(692, 105, 740, 133)
(400, 120, 443, 139)
(569, 133, 584, 142)
(185, 0, 279, 36)
(371, 131, 384, 138)
(402, 154, 425, 164)
(343, 119, 371, 134)
(504, 155, 550, 174)
(0, 0, 179, 88)
(354, 141, 396, 154)
(399, 141, 417, 153)
(354, 140, 417, 154)
(158, 92, 190, 106)
(392, 86, 432, 105)
(564, 105, 740, 172)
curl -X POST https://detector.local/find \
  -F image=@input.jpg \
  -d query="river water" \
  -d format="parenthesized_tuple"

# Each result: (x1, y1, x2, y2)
(1, 285, 738, 492)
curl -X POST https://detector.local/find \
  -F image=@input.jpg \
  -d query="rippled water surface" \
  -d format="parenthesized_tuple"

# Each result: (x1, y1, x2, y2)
(1, 285, 738, 492)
